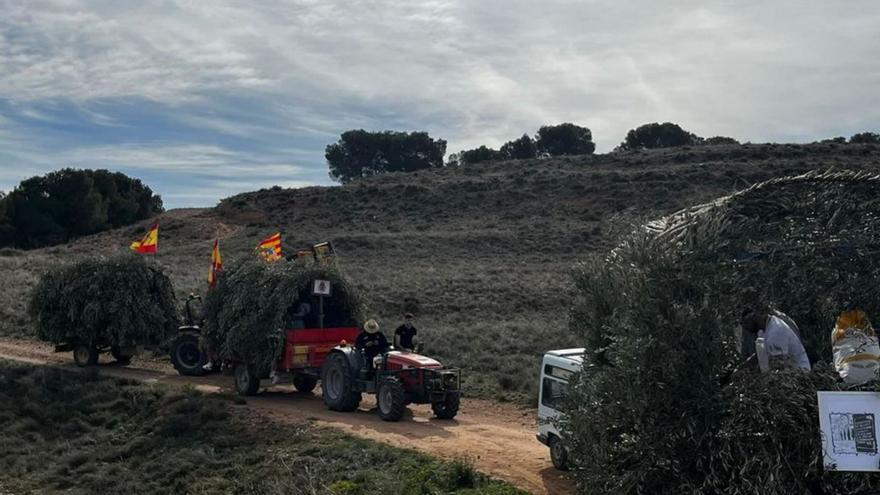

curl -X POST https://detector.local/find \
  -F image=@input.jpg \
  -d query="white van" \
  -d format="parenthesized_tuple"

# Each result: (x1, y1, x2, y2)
(536, 347, 584, 470)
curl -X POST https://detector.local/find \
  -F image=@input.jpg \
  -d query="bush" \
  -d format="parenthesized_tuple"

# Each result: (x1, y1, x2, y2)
(0, 169, 163, 249)
(325, 130, 447, 183)
(203, 259, 364, 373)
(564, 170, 880, 494)
(618, 122, 702, 150)
(28, 255, 178, 347)
(453, 146, 503, 166)
(703, 135, 740, 145)
(500, 134, 538, 160)
(850, 132, 880, 144)
(535, 123, 596, 156)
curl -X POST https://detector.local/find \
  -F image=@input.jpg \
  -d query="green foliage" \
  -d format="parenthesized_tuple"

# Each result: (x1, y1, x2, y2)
(0, 362, 523, 495)
(850, 132, 880, 144)
(325, 130, 447, 183)
(702, 135, 740, 145)
(0, 168, 163, 249)
(535, 123, 596, 156)
(28, 255, 178, 347)
(564, 170, 880, 494)
(618, 122, 702, 150)
(500, 134, 538, 160)
(203, 259, 364, 373)
(455, 145, 504, 166)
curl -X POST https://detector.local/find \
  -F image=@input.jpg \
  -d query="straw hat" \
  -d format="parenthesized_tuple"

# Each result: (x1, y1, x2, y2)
(364, 319, 380, 333)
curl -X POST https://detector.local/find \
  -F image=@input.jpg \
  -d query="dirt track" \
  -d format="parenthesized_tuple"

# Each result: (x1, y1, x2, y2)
(0, 338, 573, 495)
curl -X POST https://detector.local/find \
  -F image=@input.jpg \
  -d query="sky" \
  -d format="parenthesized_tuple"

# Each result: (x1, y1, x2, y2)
(1, 1, 878, 208)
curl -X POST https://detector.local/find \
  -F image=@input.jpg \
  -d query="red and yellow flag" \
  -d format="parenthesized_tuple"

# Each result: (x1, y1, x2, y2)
(257, 232, 282, 262)
(208, 239, 223, 288)
(130, 223, 159, 254)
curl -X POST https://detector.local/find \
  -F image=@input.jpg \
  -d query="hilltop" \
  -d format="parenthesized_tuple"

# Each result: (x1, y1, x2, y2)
(3, 142, 879, 401)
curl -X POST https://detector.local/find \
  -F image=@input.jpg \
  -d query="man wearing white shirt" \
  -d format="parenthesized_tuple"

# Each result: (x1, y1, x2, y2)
(743, 312, 811, 371)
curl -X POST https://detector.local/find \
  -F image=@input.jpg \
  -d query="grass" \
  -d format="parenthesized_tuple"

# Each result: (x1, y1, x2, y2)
(0, 361, 524, 495)
(2, 142, 879, 404)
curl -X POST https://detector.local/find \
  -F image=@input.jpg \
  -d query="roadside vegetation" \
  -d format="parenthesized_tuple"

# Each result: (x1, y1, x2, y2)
(0, 361, 523, 495)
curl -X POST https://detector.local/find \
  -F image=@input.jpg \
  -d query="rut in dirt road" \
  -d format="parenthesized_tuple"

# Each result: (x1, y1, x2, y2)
(0, 339, 573, 495)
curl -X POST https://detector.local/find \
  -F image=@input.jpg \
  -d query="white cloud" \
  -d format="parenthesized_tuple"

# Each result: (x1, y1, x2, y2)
(0, 0, 879, 204)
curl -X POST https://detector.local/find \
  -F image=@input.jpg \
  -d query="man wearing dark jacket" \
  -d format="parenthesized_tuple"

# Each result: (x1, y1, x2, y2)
(356, 319, 388, 369)
(394, 313, 418, 352)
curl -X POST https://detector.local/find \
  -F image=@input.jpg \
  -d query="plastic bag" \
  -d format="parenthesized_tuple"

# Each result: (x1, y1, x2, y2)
(832, 310, 880, 385)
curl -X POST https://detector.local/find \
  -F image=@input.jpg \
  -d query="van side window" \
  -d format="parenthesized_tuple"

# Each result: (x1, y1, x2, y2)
(541, 377, 568, 409)
(544, 365, 574, 381)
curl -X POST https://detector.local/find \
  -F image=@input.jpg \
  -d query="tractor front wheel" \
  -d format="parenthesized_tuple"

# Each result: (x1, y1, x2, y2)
(293, 374, 318, 394)
(321, 352, 362, 412)
(170, 334, 207, 376)
(431, 392, 460, 420)
(234, 364, 260, 396)
(377, 376, 406, 422)
(73, 344, 98, 367)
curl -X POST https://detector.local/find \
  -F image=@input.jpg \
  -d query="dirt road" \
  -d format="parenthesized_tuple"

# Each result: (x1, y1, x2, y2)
(0, 338, 573, 495)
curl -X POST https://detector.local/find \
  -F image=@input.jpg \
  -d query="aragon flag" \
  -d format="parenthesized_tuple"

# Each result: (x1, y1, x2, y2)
(257, 232, 282, 262)
(208, 239, 223, 288)
(130, 223, 159, 254)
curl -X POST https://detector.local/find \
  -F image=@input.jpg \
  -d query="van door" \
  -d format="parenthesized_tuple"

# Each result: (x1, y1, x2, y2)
(538, 363, 572, 438)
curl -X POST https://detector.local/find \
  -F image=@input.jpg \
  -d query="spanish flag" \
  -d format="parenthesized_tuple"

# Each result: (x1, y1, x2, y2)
(208, 239, 223, 288)
(257, 232, 282, 262)
(130, 223, 159, 254)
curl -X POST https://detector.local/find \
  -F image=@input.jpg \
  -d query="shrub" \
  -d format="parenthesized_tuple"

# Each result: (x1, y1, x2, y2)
(454, 146, 503, 166)
(850, 132, 880, 144)
(203, 259, 364, 373)
(564, 170, 880, 494)
(500, 134, 538, 160)
(28, 255, 178, 347)
(325, 130, 447, 183)
(703, 135, 740, 145)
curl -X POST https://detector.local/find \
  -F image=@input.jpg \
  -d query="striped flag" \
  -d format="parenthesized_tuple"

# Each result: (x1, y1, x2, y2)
(257, 232, 282, 262)
(130, 223, 159, 254)
(208, 239, 223, 288)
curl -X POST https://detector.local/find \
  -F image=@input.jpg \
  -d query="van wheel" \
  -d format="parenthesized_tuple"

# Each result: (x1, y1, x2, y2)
(549, 436, 569, 471)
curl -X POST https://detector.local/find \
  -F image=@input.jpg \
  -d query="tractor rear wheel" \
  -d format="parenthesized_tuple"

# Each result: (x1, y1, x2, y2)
(431, 392, 460, 420)
(111, 347, 132, 365)
(321, 352, 362, 411)
(234, 364, 260, 396)
(170, 333, 207, 376)
(377, 376, 406, 422)
(293, 373, 318, 394)
(73, 344, 98, 367)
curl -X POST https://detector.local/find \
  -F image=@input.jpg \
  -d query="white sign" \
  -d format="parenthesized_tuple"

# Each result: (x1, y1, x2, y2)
(818, 391, 880, 471)
(312, 279, 331, 296)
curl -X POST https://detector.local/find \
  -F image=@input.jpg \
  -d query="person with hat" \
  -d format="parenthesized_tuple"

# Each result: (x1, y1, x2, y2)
(356, 318, 389, 370)
(394, 313, 418, 352)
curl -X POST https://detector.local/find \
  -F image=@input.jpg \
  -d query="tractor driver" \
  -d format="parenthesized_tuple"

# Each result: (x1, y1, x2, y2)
(356, 319, 389, 370)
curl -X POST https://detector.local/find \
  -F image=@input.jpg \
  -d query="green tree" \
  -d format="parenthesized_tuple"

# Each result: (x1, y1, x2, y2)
(0, 169, 163, 249)
(850, 131, 880, 144)
(456, 146, 502, 165)
(325, 130, 447, 183)
(535, 123, 596, 156)
(703, 136, 740, 145)
(618, 122, 702, 150)
(500, 134, 538, 160)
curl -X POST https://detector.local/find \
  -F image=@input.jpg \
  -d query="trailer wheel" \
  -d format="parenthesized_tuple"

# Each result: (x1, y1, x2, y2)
(321, 352, 362, 411)
(170, 334, 207, 376)
(549, 436, 569, 471)
(431, 392, 460, 420)
(292, 374, 318, 394)
(234, 364, 260, 396)
(111, 347, 132, 365)
(73, 344, 98, 367)
(377, 376, 406, 422)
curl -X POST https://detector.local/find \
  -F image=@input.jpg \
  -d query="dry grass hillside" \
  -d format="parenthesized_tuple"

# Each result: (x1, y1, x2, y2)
(3, 142, 879, 402)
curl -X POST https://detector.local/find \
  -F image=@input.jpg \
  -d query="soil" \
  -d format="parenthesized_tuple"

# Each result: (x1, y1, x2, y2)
(0, 338, 573, 495)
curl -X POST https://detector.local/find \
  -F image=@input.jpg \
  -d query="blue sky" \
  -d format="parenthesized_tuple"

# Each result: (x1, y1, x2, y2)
(1, 1, 879, 208)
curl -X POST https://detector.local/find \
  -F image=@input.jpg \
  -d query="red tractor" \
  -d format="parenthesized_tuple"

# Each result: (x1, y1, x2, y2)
(321, 345, 461, 422)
